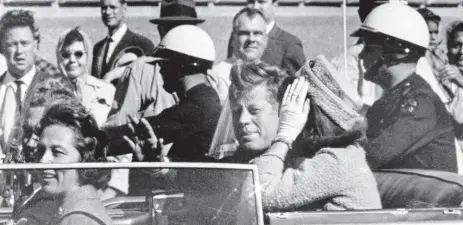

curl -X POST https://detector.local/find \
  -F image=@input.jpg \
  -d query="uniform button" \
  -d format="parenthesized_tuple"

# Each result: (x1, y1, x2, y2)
(380, 119, 384, 124)
(405, 82, 411, 87)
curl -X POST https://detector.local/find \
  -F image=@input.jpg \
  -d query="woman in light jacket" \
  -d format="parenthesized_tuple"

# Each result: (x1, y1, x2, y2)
(56, 27, 115, 127)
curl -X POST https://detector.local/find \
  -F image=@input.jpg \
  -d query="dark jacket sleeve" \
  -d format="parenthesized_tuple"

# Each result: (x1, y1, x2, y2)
(145, 100, 201, 144)
(139, 37, 155, 55)
(364, 94, 437, 169)
(91, 40, 103, 77)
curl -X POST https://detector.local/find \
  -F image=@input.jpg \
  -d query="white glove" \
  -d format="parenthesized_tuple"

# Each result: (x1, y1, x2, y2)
(277, 77, 311, 141)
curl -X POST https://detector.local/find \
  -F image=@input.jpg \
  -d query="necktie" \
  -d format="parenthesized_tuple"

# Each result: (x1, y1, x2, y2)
(72, 78, 83, 100)
(100, 37, 113, 78)
(14, 80, 23, 112)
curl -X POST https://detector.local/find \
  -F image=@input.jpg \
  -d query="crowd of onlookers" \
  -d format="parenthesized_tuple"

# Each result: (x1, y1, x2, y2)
(0, 0, 463, 224)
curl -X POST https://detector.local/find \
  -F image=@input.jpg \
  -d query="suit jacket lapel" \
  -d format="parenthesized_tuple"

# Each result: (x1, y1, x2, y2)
(92, 40, 106, 78)
(107, 29, 132, 70)
(267, 24, 281, 40)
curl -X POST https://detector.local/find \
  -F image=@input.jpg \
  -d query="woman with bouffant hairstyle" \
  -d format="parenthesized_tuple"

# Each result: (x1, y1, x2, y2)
(36, 102, 112, 225)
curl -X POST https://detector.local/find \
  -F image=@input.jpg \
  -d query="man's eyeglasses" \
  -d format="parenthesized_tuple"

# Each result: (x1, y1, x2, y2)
(61, 51, 86, 59)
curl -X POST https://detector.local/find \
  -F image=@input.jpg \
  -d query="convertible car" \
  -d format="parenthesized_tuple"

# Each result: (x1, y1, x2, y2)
(0, 162, 462, 225)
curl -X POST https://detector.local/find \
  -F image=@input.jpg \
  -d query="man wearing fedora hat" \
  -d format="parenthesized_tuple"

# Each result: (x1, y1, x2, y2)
(102, 0, 205, 134)
(150, 0, 205, 38)
(92, 0, 155, 79)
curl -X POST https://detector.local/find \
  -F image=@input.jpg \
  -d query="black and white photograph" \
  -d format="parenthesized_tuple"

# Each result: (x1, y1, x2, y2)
(0, 0, 462, 224)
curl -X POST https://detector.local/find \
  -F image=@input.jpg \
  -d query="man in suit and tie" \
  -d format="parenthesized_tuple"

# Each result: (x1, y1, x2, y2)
(0, 10, 55, 159)
(92, 0, 155, 79)
(226, 0, 306, 76)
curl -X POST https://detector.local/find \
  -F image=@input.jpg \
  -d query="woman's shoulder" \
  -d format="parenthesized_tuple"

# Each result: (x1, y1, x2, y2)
(59, 210, 112, 225)
(59, 199, 111, 225)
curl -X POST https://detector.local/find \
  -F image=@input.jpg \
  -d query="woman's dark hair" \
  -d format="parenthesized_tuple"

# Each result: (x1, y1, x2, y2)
(61, 27, 85, 51)
(447, 21, 463, 48)
(38, 102, 111, 190)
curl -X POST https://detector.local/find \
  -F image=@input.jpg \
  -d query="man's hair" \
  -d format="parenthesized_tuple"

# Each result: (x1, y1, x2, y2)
(229, 60, 288, 106)
(0, 10, 40, 52)
(447, 21, 463, 46)
(38, 102, 111, 190)
(232, 8, 266, 33)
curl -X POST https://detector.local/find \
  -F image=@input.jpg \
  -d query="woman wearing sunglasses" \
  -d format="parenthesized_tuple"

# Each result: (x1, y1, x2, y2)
(56, 27, 115, 127)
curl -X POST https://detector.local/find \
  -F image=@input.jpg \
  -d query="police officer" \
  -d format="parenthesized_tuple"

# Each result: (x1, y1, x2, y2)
(351, 2, 457, 172)
(109, 25, 222, 163)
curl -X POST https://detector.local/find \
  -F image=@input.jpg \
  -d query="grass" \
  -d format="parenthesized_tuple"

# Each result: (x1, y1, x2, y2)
(35, 14, 460, 65)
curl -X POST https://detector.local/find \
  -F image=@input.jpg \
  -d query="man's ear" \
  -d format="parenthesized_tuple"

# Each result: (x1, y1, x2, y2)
(32, 40, 38, 55)
(273, 0, 278, 8)
(122, 2, 128, 13)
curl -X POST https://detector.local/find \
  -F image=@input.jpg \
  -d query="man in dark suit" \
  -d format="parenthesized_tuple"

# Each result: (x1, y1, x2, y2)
(0, 10, 56, 157)
(92, 0, 155, 79)
(226, 0, 306, 76)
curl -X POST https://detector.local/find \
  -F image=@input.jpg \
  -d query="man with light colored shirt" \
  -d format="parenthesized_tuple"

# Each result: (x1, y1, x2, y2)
(0, 10, 54, 159)
(92, 0, 154, 79)
(226, 0, 305, 76)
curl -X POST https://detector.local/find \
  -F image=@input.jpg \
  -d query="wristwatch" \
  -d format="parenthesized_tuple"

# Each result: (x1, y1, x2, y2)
(272, 136, 293, 150)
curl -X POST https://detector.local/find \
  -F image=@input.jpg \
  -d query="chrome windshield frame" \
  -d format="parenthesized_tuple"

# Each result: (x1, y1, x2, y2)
(0, 162, 264, 225)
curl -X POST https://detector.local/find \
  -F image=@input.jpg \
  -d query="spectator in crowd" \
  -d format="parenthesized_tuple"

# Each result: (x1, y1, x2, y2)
(210, 7, 268, 103)
(103, 0, 204, 129)
(57, 27, 115, 127)
(92, 0, 155, 79)
(226, 0, 305, 76)
(440, 21, 463, 128)
(0, 10, 58, 159)
(418, 8, 448, 77)
(446, 22, 463, 72)
(352, 2, 457, 172)
(35, 102, 112, 225)
(228, 61, 381, 211)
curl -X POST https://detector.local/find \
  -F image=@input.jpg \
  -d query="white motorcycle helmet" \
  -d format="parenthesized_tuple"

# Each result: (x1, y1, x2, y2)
(154, 25, 215, 70)
(352, 2, 429, 53)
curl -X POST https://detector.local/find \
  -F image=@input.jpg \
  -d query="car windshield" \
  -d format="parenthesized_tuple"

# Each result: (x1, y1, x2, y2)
(0, 162, 263, 225)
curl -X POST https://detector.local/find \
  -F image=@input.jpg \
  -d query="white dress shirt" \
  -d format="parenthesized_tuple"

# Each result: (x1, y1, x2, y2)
(266, 20, 275, 34)
(0, 66, 36, 105)
(0, 54, 6, 76)
(106, 23, 128, 63)
(0, 66, 36, 159)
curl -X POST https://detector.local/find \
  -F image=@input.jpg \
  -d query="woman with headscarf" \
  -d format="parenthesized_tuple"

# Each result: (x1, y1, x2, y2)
(56, 27, 115, 127)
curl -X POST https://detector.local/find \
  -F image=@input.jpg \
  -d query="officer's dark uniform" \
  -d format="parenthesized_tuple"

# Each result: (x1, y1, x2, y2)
(365, 73, 457, 173)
